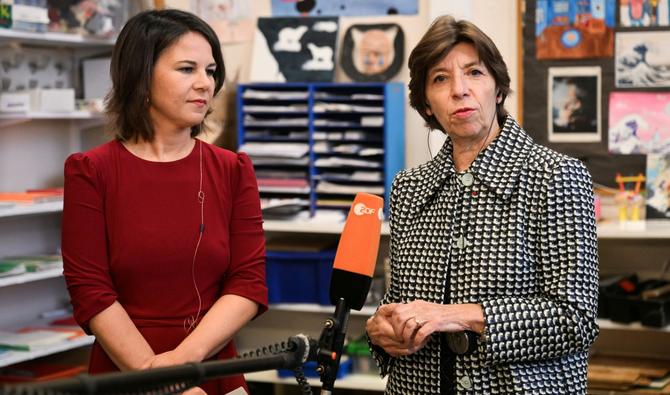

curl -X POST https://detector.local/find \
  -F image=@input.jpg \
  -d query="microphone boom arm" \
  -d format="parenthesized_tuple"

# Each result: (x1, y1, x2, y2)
(316, 297, 350, 394)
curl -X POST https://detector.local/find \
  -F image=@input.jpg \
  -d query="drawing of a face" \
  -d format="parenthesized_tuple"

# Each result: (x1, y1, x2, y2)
(351, 27, 397, 75)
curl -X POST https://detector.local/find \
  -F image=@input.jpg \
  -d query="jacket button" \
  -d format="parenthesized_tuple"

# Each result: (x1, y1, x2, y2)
(460, 172, 474, 186)
(458, 375, 472, 389)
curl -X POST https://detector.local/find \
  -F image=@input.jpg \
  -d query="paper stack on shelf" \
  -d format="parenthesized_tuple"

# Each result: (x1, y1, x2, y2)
(0, 331, 73, 351)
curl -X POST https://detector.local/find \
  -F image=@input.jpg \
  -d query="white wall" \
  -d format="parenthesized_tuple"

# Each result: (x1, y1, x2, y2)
(145, 0, 520, 169)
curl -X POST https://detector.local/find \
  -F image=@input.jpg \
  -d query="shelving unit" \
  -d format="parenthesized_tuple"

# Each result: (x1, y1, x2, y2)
(237, 82, 405, 217)
(0, 29, 115, 47)
(0, 336, 94, 368)
(0, 267, 62, 287)
(245, 370, 386, 391)
(0, 201, 63, 219)
(269, 303, 376, 317)
(0, 27, 114, 371)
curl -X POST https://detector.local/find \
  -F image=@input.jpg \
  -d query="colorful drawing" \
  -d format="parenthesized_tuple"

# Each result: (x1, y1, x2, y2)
(619, 0, 670, 26)
(198, 0, 254, 44)
(250, 17, 338, 82)
(609, 92, 670, 155)
(547, 66, 601, 142)
(535, 0, 615, 59)
(616, 31, 670, 88)
(646, 154, 670, 219)
(340, 23, 404, 82)
(271, 0, 417, 17)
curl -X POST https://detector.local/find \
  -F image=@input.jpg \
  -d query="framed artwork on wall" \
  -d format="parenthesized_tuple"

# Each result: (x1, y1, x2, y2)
(615, 31, 670, 88)
(547, 66, 601, 143)
(608, 92, 670, 154)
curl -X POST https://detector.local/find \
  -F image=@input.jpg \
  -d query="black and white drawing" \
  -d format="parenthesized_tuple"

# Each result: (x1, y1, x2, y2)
(250, 17, 338, 82)
(616, 31, 670, 88)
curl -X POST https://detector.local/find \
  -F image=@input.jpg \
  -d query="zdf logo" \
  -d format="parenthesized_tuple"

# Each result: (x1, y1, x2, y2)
(353, 203, 384, 220)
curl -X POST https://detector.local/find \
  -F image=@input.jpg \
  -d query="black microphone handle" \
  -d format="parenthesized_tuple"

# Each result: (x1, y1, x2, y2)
(1, 336, 315, 395)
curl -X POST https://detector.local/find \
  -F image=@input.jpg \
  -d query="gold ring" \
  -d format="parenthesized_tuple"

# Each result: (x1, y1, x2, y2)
(414, 317, 426, 326)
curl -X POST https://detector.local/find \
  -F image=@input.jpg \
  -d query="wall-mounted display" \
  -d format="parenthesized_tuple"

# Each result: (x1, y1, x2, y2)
(609, 92, 670, 155)
(646, 154, 670, 219)
(535, 0, 615, 59)
(270, 0, 417, 17)
(250, 17, 338, 82)
(340, 23, 404, 82)
(615, 31, 670, 88)
(619, 0, 670, 27)
(547, 66, 601, 142)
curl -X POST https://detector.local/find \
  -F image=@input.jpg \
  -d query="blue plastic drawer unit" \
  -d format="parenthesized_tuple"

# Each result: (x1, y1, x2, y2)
(266, 250, 336, 305)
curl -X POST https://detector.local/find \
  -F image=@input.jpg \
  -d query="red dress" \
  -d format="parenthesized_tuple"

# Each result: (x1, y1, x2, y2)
(62, 140, 268, 394)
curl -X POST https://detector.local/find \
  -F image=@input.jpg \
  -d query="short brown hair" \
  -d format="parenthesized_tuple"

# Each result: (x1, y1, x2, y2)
(106, 9, 225, 142)
(408, 15, 511, 132)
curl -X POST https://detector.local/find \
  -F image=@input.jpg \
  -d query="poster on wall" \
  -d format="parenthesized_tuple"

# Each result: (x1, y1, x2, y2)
(615, 31, 670, 88)
(646, 154, 670, 219)
(198, 0, 255, 44)
(547, 66, 601, 143)
(609, 92, 670, 154)
(270, 0, 417, 17)
(250, 17, 338, 82)
(535, 0, 615, 59)
(619, 0, 670, 26)
(340, 23, 404, 82)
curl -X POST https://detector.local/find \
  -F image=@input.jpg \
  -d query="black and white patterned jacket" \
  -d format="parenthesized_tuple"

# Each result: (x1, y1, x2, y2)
(372, 116, 599, 394)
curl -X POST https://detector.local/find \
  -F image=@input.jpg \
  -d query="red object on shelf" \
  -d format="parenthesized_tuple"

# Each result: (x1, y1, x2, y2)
(0, 361, 86, 382)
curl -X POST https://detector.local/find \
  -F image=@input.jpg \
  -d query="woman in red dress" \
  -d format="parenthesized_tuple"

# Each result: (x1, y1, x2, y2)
(61, 9, 268, 394)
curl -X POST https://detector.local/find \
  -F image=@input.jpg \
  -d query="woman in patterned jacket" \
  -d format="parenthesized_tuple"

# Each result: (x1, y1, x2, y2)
(366, 15, 599, 394)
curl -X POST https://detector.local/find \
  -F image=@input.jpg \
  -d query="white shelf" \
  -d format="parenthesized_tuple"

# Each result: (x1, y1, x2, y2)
(245, 370, 386, 391)
(0, 201, 63, 219)
(598, 319, 670, 332)
(261, 219, 669, 239)
(0, 335, 94, 368)
(597, 220, 670, 239)
(270, 304, 376, 317)
(0, 29, 114, 47)
(0, 111, 103, 120)
(264, 219, 390, 236)
(0, 267, 62, 288)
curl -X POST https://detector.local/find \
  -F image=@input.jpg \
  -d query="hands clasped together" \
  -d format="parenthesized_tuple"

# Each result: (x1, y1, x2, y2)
(366, 300, 484, 357)
(141, 350, 207, 395)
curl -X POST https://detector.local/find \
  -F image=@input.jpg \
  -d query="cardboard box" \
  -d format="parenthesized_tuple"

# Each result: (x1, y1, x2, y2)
(0, 91, 31, 113)
(0, 89, 75, 113)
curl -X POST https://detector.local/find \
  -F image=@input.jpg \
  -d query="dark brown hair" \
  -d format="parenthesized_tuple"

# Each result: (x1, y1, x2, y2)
(106, 9, 225, 142)
(408, 15, 511, 132)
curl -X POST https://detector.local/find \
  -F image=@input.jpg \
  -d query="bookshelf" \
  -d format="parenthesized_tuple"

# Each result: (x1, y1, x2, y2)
(0, 267, 63, 288)
(0, 28, 113, 370)
(0, 202, 63, 219)
(0, 336, 94, 368)
(0, 29, 115, 47)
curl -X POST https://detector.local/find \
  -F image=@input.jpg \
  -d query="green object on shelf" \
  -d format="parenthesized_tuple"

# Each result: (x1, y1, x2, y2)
(345, 336, 371, 356)
(0, 5, 11, 29)
(0, 260, 26, 277)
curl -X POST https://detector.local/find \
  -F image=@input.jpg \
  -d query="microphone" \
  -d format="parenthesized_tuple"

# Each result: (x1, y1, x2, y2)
(329, 192, 384, 310)
(317, 193, 383, 394)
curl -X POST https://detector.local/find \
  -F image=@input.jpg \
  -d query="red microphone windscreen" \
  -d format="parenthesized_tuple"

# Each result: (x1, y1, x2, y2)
(329, 193, 383, 310)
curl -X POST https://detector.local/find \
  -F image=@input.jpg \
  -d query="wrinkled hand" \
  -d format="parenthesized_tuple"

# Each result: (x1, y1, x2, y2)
(366, 303, 415, 357)
(390, 301, 483, 354)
